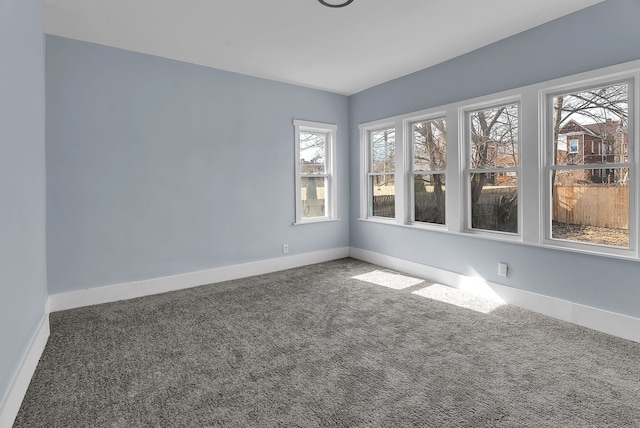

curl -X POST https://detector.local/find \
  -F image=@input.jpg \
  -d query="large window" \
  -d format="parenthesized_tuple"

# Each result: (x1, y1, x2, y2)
(358, 60, 639, 260)
(410, 117, 446, 225)
(545, 81, 633, 251)
(294, 120, 337, 224)
(465, 102, 520, 234)
(367, 126, 396, 218)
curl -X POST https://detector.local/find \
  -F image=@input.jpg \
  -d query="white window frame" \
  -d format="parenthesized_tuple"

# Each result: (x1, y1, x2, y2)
(293, 120, 338, 225)
(461, 97, 522, 239)
(540, 72, 638, 257)
(359, 122, 399, 222)
(356, 59, 640, 261)
(405, 112, 448, 228)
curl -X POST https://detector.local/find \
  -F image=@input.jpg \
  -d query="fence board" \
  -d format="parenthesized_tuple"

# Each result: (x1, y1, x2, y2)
(553, 186, 628, 229)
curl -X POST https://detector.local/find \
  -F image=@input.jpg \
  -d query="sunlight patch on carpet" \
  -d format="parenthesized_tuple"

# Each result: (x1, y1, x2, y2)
(352, 270, 424, 290)
(412, 283, 504, 314)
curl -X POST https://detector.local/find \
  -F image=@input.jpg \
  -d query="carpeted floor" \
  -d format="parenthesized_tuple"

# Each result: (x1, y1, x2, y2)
(14, 258, 640, 427)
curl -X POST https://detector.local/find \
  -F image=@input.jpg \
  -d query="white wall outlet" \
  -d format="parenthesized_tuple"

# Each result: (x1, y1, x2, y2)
(498, 262, 508, 277)
(282, 244, 289, 254)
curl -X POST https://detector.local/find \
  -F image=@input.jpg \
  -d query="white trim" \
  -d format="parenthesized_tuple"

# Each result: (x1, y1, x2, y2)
(394, 123, 406, 225)
(49, 247, 350, 312)
(293, 218, 340, 226)
(539, 72, 639, 258)
(404, 112, 448, 226)
(360, 123, 398, 220)
(293, 119, 338, 224)
(0, 313, 50, 428)
(349, 247, 640, 343)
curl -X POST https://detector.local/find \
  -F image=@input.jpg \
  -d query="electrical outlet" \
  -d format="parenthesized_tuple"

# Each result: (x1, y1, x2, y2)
(498, 262, 508, 277)
(282, 244, 289, 254)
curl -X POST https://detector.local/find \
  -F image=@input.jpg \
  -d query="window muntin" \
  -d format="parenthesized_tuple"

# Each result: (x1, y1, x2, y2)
(368, 127, 396, 218)
(411, 118, 446, 225)
(466, 102, 520, 234)
(548, 82, 631, 248)
(294, 120, 337, 224)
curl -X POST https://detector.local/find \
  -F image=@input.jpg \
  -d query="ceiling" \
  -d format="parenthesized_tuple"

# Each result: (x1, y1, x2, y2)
(44, 0, 604, 95)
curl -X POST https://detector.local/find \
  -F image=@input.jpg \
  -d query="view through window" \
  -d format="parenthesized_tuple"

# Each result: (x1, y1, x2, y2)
(369, 127, 396, 218)
(411, 118, 446, 225)
(467, 103, 519, 233)
(550, 82, 630, 248)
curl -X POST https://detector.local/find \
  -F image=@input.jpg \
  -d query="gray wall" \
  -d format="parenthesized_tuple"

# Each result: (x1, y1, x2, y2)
(0, 0, 47, 407)
(44, 0, 640, 318)
(46, 36, 350, 294)
(349, 0, 640, 318)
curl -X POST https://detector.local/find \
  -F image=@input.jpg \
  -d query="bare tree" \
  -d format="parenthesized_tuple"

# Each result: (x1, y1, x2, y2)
(371, 129, 395, 176)
(468, 105, 519, 231)
(413, 119, 446, 222)
(299, 132, 326, 211)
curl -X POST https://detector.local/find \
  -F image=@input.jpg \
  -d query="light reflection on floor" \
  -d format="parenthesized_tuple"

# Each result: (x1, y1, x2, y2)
(412, 283, 504, 314)
(351, 270, 424, 290)
(353, 270, 505, 314)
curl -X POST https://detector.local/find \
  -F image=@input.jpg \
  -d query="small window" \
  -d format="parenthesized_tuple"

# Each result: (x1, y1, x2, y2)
(465, 102, 520, 234)
(367, 127, 396, 218)
(294, 120, 337, 224)
(569, 139, 579, 154)
(410, 117, 446, 225)
(547, 81, 631, 250)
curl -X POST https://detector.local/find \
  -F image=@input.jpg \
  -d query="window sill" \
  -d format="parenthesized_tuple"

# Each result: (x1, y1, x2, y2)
(358, 217, 639, 262)
(293, 218, 340, 226)
(358, 217, 397, 225)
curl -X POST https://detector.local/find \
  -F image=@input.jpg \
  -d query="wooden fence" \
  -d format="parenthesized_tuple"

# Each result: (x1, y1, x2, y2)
(303, 199, 325, 217)
(373, 195, 395, 218)
(358, 185, 628, 230)
(471, 187, 517, 232)
(553, 185, 628, 229)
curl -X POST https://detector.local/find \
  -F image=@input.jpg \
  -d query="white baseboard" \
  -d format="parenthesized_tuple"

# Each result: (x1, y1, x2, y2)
(49, 247, 350, 312)
(0, 313, 50, 428)
(349, 247, 640, 343)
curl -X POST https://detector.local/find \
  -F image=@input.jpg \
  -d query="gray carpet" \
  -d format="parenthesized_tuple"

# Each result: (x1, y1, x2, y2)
(14, 258, 640, 427)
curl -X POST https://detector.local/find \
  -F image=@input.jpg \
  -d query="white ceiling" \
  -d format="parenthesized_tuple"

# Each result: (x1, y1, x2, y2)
(44, 0, 604, 95)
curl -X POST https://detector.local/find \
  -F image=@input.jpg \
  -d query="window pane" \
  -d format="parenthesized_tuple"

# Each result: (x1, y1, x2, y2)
(300, 132, 326, 174)
(551, 168, 629, 247)
(371, 174, 395, 218)
(301, 176, 326, 218)
(470, 103, 519, 169)
(553, 82, 629, 166)
(413, 118, 446, 171)
(371, 128, 395, 173)
(414, 174, 445, 224)
(470, 172, 518, 233)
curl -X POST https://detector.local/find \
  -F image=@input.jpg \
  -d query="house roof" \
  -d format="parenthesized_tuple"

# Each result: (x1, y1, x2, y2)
(582, 120, 622, 136)
(560, 119, 622, 138)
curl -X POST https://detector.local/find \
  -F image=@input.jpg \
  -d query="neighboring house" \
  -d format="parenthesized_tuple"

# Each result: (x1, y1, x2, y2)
(557, 119, 628, 184)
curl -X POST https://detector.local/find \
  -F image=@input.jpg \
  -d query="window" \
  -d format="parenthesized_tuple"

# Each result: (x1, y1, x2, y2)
(366, 127, 396, 218)
(356, 60, 639, 260)
(545, 81, 633, 250)
(410, 117, 446, 225)
(465, 102, 520, 234)
(569, 138, 579, 154)
(294, 120, 337, 224)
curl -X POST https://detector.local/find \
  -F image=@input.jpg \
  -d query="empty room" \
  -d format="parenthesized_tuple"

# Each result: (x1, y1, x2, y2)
(2, 0, 640, 426)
